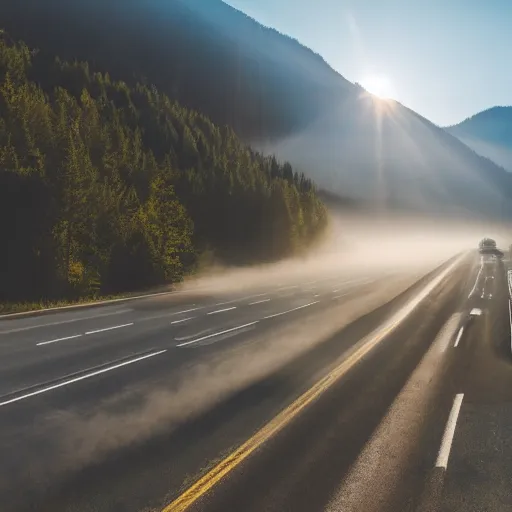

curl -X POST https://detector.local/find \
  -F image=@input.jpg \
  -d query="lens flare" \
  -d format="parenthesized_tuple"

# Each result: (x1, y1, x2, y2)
(360, 74, 396, 100)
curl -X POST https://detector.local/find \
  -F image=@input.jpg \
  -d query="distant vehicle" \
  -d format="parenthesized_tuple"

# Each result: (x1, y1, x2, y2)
(479, 238, 504, 258)
(479, 238, 496, 252)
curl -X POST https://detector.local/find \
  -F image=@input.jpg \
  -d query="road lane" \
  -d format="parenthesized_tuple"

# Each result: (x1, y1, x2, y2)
(169, 256, 472, 512)
(345, 250, 511, 512)
(0, 349, 169, 407)
(0, 256, 469, 512)
(0, 275, 381, 397)
(435, 256, 512, 512)
(0, 274, 371, 348)
(0, 274, 391, 408)
(0, 273, 372, 335)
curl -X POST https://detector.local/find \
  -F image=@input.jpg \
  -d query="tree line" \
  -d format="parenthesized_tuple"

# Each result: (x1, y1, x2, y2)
(0, 35, 327, 303)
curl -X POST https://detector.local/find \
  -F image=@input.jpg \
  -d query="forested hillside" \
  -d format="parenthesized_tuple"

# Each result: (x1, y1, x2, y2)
(0, 0, 349, 141)
(0, 36, 327, 304)
(2, 0, 511, 218)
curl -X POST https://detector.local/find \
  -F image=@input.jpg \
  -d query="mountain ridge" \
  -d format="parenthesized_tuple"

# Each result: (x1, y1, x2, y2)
(445, 106, 512, 171)
(446, 106, 512, 129)
(265, 92, 512, 219)
(0, 0, 350, 141)
(1, 0, 512, 219)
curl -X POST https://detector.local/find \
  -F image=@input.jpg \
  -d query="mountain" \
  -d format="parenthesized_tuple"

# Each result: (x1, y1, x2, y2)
(264, 96, 512, 219)
(445, 107, 512, 172)
(1, 0, 512, 219)
(0, 0, 351, 141)
(0, 35, 327, 304)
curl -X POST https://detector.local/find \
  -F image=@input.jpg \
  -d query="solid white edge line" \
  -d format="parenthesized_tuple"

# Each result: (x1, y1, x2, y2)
(263, 301, 319, 319)
(0, 350, 167, 407)
(249, 299, 271, 305)
(436, 393, 464, 468)
(207, 307, 237, 315)
(85, 323, 134, 335)
(176, 321, 258, 347)
(0, 287, 270, 320)
(171, 317, 194, 325)
(453, 326, 464, 348)
(37, 334, 83, 346)
(0, 290, 185, 319)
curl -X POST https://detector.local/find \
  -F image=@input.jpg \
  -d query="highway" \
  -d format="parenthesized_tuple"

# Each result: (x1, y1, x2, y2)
(0, 252, 509, 512)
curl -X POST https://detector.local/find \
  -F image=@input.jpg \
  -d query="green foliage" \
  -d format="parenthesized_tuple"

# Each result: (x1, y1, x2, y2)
(0, 35, 327, 303)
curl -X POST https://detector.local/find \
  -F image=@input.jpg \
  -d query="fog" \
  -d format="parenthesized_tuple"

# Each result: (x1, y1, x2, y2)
(36, 265, 422, 480)
(449, 134, 512, 173)
(181, 207, 510, 295)
(5, 207, 510, 507)
(260, 93, 512, 219)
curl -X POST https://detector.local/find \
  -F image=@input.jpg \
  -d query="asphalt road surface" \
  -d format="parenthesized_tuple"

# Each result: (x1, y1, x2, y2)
(1, 253, 510, 512)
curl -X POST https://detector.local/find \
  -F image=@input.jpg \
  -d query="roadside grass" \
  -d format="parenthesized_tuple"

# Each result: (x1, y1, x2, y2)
(0, 288, 174, 316)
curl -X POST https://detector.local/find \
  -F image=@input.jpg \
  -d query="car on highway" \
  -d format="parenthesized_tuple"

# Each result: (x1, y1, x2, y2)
(479, 237, 496, 252)
(479, 238, 504, 258)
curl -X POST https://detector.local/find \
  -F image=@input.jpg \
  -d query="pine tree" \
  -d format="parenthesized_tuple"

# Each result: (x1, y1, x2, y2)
(0, 35, 327, 304)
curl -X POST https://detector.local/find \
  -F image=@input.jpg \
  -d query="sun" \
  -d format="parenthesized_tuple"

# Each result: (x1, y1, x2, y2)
(360, 74, 396, 100)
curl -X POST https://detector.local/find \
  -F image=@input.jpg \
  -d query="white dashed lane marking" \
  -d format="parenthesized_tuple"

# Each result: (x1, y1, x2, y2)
(37, 334, 83, 346)
(207, 307, 237, 315)
(85, 323, 134, 335)
(453, 327, 464, 347)
(176, 322, 258, 347)
(170, 317, 195, 325)
(436, 393, 464, 469)
(263, 301, 319, 319)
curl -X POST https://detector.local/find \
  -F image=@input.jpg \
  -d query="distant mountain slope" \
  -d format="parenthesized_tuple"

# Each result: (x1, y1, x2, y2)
(445, 107, 512, 172)
(0, 0, 350, 141)
(265, 95, 512, 219)
(1, 0, 512, 219)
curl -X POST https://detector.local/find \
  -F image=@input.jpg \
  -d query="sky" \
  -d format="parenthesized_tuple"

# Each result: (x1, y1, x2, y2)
(224, 0, 512, 126)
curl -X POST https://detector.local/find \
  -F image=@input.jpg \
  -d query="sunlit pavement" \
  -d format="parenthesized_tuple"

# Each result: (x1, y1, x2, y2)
(2, 252, 511, 512)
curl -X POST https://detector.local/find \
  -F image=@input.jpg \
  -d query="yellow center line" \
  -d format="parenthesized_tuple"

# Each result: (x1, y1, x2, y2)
(165, 325, 394, 512)
(163, 256, 463, 512)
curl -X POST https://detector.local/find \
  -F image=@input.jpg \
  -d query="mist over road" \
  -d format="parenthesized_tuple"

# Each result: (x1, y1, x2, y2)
(0, 221, 510, 512)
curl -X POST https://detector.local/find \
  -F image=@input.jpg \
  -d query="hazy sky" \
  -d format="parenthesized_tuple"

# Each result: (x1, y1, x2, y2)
(224, 0, 511, 126)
